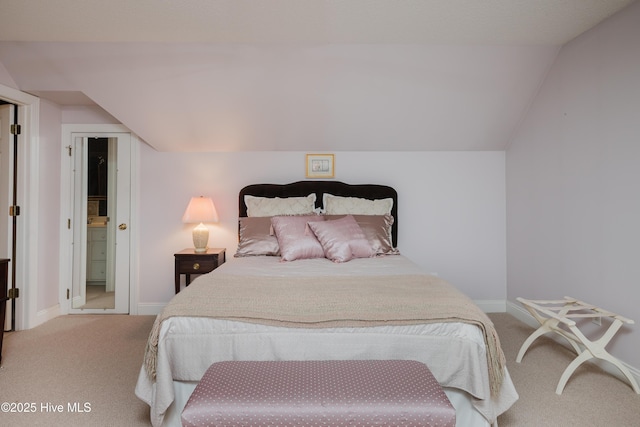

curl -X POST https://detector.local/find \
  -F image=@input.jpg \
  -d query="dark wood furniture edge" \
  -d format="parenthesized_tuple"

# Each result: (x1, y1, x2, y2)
(174, 249, 226, 294)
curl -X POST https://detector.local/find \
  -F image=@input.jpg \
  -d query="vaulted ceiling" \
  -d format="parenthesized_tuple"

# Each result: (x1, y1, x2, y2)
(0, 0, 635, 151)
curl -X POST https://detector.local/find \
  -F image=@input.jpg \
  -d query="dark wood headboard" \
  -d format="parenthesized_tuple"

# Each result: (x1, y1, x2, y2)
(239, 181, 398, 247)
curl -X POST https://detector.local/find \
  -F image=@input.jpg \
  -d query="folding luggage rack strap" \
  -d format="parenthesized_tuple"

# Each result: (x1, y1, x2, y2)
(516, 296, 638, 395)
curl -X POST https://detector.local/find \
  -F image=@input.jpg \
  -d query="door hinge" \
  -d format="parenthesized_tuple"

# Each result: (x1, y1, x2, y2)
(67, 218, 71, 229)
(67, 289, 70, 300)
(9, 205, 20, 216)
(66, 145, 72, 156)
(8, 288, 19, 299)
(10, 124, 21, 135)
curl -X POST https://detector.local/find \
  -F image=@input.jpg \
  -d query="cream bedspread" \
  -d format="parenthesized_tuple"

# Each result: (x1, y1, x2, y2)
(144, 271, 505, 396)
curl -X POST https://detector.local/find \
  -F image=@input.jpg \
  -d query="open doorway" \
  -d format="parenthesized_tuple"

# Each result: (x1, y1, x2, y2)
(59, 124, 139, 315)
(66, 131, 131, 314)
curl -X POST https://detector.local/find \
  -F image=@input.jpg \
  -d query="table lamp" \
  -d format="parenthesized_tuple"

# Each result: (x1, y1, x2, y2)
(182, 196, 219, 253)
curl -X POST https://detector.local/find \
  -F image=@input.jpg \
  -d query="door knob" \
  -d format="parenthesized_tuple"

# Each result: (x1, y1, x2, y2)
(119, 223, 127, 230)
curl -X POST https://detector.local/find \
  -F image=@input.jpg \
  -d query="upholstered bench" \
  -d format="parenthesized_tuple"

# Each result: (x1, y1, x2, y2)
(182, 359, 455, 427)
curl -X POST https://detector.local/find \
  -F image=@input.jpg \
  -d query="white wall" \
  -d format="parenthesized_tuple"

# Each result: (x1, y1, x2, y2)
(138, 147, 506, 308)
(506, 2, 640, 368)
(0, 61, 17, 89)
(36, 100, 62, 312)
(61, 105, 119, 125)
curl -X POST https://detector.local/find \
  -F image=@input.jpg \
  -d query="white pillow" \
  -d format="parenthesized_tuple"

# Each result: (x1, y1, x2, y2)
(245, 194, 316, 217)
(323, 194, 393, 215)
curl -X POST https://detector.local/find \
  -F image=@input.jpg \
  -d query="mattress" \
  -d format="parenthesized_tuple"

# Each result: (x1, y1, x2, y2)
(135, 256, 518, 426)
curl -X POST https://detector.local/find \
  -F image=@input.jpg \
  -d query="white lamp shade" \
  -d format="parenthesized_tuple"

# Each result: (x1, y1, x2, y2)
(182, 196, 218, 253)
(182, 196, 219, 224)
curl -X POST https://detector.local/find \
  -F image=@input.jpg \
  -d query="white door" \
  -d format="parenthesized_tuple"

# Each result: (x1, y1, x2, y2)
(0, 105, 12, 259)
(69, 133, 130, 313)
(0, 104, 14, 326)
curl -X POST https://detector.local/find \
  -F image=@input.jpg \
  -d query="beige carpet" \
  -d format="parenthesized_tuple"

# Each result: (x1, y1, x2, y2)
(0, 313, 638, 426)
(0, 315, 154, 426)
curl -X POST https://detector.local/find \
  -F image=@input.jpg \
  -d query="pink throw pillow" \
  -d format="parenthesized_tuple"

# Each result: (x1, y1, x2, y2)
(324, 214, 399, 255)
(235, 217, 280, 257)
(307, 215, 374, 262)
(270, 215, 325, 261)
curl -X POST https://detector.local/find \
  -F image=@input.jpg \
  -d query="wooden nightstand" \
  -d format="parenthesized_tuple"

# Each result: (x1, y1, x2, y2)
(174, 248, 226, 293)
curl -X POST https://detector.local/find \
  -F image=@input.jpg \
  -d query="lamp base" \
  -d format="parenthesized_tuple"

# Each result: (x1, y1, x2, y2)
(192, 223, 209, 253)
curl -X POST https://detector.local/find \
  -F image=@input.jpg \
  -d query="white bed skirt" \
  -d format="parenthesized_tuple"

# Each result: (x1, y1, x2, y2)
(135, 317, 518, 426)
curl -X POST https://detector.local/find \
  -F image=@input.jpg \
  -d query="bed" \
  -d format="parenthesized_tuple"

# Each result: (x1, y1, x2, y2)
(135, 181, 518, 427)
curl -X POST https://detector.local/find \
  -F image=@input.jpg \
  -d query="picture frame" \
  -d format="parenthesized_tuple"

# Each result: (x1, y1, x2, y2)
(305, 154, 335, 179)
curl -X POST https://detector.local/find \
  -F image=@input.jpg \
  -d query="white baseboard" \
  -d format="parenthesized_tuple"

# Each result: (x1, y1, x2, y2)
(505, 300, 640, 392)
(506, 299, 539, 327)
(475, 299, 507, 313)
(137, 303, 165, 316)
(33, 304, 61, 328)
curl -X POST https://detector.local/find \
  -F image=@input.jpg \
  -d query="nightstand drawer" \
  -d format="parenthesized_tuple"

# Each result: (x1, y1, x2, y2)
(174, 248, 226, 293)
(178, 258, 217, 273)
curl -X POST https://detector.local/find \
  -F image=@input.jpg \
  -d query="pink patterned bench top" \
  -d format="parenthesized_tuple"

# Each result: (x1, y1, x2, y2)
(181, 360, 456, 427)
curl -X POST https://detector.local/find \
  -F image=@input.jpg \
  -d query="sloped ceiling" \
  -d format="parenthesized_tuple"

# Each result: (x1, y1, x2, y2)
(0, 0, 635, 151)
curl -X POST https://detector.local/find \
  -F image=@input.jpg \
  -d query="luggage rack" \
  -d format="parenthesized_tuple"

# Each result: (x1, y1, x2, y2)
(516, 296, 638, 395)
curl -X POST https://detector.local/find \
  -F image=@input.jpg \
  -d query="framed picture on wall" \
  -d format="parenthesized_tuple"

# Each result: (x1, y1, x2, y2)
(305, 154, 335, 179)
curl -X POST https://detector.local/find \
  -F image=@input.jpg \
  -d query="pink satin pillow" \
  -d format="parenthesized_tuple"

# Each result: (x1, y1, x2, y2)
(324, 214, 399, 255)
(270, 215, 325, 261)
(235, 217, 280, 257)
(307, 215, 374, 262)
